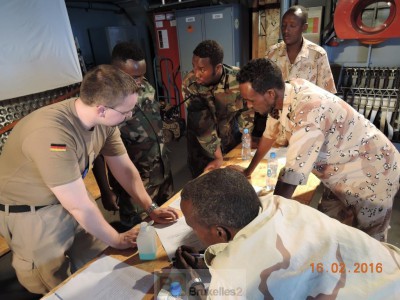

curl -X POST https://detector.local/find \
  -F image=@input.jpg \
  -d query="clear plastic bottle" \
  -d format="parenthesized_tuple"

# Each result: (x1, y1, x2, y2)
(266, 152, 278, 191)
(137, 221, 157, 260)
(241, 128, 251, 160)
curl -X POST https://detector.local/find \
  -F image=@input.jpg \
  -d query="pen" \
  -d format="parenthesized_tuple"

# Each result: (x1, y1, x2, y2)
(54, 292, 63, 300)
(171, 253, 205, 262)
(190, 253, 205, 258)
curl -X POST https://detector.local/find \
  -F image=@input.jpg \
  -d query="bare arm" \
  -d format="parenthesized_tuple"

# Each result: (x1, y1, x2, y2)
(105, 153, 178, 223)
(227, 135, 275, 177)
(245, 135, 275, 176)
(50, 178, 137, 249)
(274, 180, 297, 199)
(92, 155, 119, 211)
(204, 146, 224, 172)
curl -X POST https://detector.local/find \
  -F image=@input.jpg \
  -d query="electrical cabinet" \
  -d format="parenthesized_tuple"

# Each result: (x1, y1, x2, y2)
(88, 25, 155, 86)
(175, 4, 249, 78)
(88, 26, 139, 65)
(153, 12, 184, 117)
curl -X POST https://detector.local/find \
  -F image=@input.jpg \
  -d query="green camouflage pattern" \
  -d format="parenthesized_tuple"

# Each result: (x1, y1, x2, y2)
(182, 64, 254, 158)
(111, 78, 173, 204)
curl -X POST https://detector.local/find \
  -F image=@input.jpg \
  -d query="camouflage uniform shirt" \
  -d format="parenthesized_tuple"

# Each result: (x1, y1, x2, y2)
(182, 64, 254, 157)
(265, 38, 337, 146)
(272, 79, 399, 234)
(119, 78, 170, 185)
(266, 38, 337, 93)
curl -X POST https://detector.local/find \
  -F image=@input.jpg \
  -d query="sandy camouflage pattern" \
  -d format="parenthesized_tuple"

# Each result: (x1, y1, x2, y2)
(272, 79, 399, 240)
(266, 38, 337, 93)
(205, 195, 400, 299)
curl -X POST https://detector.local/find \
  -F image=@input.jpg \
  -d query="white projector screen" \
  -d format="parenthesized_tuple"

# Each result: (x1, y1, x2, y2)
(0, 0, 82, 101)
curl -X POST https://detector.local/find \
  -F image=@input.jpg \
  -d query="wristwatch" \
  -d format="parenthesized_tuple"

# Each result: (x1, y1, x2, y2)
(145, 202, 159, 215)
(188, 277, 205, 289)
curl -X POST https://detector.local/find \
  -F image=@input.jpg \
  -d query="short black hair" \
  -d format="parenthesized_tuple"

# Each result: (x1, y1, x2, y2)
(193, 40, 224, 67)
(237, 58, 285, 94)
(181, 168, 261, 229)
(111, 42, 145, 63)
(283, 5, 308, 25)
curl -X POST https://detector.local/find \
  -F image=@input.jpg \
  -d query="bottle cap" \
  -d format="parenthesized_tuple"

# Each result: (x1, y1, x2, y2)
(243, 128, 249, 134)
(170, 281, 182, 297)
(140, 222, 148, 231)
(270, 152, 276, 159)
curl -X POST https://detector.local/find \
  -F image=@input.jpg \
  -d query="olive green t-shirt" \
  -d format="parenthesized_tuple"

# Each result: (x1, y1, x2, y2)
(0, 98, 126, 205)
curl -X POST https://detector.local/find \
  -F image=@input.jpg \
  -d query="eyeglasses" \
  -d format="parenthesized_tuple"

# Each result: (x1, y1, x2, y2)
(104, 106, 133, 118)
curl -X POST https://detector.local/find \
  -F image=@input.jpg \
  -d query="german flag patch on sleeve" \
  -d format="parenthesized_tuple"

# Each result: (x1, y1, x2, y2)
(50, 144, 67, 152)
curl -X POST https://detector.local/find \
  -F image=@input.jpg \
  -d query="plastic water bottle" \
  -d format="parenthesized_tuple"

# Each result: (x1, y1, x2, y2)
(170, 281, 182, 298)
(137, 221, 157, 260)
(241, 128, 251, 160)
(266, 152, 278, 191)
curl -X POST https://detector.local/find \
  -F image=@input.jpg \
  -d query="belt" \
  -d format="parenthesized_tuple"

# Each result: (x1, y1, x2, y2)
(0, 203, 48, 213)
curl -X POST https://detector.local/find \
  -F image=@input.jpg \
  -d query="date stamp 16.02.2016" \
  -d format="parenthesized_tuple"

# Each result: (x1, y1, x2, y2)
(310, 262, 383, 274)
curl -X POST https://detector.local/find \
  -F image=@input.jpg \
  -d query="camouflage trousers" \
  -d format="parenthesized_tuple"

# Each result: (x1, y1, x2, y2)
(317, 185, 394, 242)
(118, 172, 174, 227)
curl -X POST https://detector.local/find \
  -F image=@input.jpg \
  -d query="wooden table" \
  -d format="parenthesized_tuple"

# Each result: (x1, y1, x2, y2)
(222, 148, 320, 205)
(45, 147, 320, 299)
(0, 236, 9, 257)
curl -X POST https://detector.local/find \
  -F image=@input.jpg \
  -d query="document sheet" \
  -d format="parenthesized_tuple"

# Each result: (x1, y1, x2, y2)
(42, 255, 153, 300)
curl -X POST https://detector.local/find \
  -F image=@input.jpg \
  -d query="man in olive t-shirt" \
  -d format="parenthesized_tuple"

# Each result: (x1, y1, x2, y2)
(0, 65, 178, 294)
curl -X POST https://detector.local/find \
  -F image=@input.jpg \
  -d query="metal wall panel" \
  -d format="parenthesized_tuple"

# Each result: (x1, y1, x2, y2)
(175, 9, 203, 78)
(204, 6, 235, 67)
(176, 4, 248, 78)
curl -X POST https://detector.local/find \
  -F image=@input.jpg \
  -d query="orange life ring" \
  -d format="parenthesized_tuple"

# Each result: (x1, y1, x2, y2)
(334, 0, 400, 44)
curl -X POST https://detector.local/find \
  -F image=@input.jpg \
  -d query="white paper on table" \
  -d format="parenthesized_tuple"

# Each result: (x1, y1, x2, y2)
(168, 185, 264, 211)
(155, 217, 204, 261)
(42, 255, 153, 300)
(168, 195, 182, 210)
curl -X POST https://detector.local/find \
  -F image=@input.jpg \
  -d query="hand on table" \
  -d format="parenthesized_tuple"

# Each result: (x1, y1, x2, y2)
(226, 164, 252, 178)
(204, 157, 223, 173)
(115, 227, 139, 249)
(150, 207, 179, 224)
(101, 190, 119, 211)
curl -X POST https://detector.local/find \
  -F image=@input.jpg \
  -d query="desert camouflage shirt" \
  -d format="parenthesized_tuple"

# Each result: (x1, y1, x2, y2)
(182, 64, 254, 157)
(119, 78, 170, 185)
(266, 38, 337, 94)
(271, 79, 399, 210)
(205, 194, 400, 299)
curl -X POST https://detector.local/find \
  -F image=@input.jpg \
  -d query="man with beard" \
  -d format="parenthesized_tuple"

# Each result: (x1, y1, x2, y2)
(182, 40, 254, 178)
(229, 58, 399, 242)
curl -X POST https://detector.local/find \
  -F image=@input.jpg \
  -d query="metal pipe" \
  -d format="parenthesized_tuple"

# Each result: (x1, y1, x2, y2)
(367, 44, 373, 67)
(279, 0, 290, 41)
